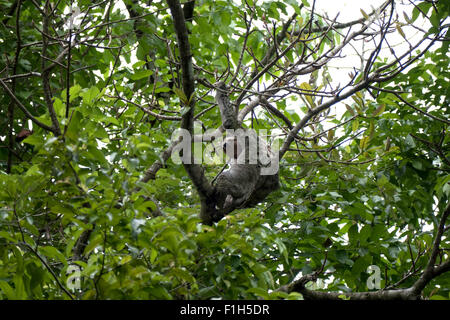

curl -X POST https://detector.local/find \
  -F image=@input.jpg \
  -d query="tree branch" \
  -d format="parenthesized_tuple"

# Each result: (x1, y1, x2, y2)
(166, 0, 214, 200)
(0, 79, 56, 133)
(15, 242, 74, 300)
(41, 1, 61, 136)
(411, 203, 450, 295)
(6, 0, 22, 173)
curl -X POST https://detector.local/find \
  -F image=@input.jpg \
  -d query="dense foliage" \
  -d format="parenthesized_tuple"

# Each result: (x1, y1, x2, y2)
(0, 0, 448, 300)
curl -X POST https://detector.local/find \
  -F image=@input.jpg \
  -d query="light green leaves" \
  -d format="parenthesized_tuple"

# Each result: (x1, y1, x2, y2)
(360, 9, 369, 20)
(39, 246, 68, 266)
(173, 87, 195, 106)
(80, 86, 101, 106)
(372, 104, 385, 117)
(299, 82, 315, 108)
(130, 69, 154, 80)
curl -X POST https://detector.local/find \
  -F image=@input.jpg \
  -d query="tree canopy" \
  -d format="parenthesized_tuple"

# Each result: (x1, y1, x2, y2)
(0, 0, 449, 300)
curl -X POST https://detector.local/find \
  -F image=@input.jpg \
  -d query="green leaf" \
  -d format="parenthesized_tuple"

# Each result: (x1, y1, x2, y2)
(0, 281, 16, 299)
(39, 246, 67, 266)
(299, 82, 315, 108)
(173, 87, 188, 105)
(81, 86, 100, 105)
(396, 23, 406, 39)
(345, 104, 356, 116)
(130, 69, 154, 80)
(132, 61, 147, 69)
(359, 225, 372, 244)
(53, 98, 65, 118)
(360, 9, 369, 19)
(404, 134, 416, 149)
(352, 256, 370, 275)
(274, 238, 289, 265)
(22, 133, 44, 146)
(69, 84, 82, 102)
(403, 11, 411, 24)
(372, 104, 385, 117)
(352, 119, 359, 132)
(65, 110, 82, 141)
(360, 136, 369, 150)
(348, 224, 359, 244)
(150, 248, 158, 264)
(0, 231, 17, 242)
(247, 287, 270, 299)
(83, 234, 103, 256)
(430, 295, 447, 300)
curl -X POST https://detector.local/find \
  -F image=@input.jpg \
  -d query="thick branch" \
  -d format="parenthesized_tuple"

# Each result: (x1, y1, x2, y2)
(411, 203, 450, 295)
(166, 0, 213, 198)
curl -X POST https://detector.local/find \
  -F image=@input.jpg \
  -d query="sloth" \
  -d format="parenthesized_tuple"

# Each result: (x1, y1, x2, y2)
(213, 129, 280, 215)
(200, 81, 280, 223)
